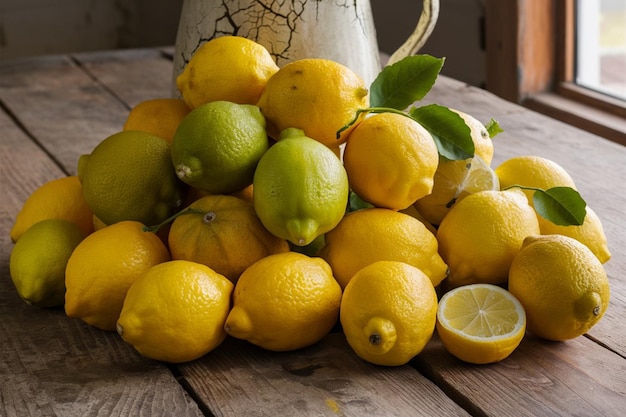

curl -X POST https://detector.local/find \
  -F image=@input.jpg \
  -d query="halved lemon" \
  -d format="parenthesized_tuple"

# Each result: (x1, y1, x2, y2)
(436, 284, 526, 364)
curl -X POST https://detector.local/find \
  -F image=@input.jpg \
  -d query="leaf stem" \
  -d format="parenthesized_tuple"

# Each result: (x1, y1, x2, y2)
(335, 107, 413, 139)
(142, 207, 206, 233)
(502, 184, 544, 193)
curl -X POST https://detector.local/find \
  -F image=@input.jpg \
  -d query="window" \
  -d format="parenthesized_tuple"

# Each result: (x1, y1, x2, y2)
(484, 0, 626, 145)
(575, 0, 626, 101)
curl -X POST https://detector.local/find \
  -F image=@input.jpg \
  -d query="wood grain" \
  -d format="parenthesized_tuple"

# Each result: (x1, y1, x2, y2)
(178, 333, 472, 417)
(0, 109, 203, 417)
(74, 48, 177, 106)
(0, 55, 127, 175)
(414, 334, 626, 417)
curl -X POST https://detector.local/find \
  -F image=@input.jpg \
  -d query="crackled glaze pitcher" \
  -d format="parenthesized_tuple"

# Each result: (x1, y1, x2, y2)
(172, 0, 439, 86)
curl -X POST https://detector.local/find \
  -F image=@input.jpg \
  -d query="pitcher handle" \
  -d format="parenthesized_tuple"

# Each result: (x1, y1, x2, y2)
(387, 0, 440, 66)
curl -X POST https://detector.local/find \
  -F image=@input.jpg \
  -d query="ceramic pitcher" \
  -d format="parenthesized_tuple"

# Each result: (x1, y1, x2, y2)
(172, 0, 439, 87)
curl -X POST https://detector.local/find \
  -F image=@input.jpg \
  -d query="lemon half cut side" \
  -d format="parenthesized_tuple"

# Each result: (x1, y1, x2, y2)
(436, 283, 526, 364)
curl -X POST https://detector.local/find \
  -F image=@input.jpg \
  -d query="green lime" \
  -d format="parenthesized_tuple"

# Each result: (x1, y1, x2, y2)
(10, 219, 85, 307)
(171, 101, 269, 194)
(78, 130, 185, 226)
(253, 128, 349, 246)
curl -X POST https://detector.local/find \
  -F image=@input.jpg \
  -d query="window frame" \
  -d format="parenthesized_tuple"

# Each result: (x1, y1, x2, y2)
(484, 0, 626, 145)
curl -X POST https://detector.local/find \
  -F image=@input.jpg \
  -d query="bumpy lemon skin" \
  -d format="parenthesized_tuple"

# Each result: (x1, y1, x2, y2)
(340, 261, 438, 366)
(508, 235, 610, 341)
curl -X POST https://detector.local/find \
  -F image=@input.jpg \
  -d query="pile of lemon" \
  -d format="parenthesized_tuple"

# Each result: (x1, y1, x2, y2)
(9, 36, 612, 366)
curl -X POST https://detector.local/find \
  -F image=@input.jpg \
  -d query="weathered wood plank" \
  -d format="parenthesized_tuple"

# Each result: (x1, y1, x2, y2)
(74, 48, 177, 106)
(0, 55, 127, 175)
(178, 333, 472, 417)
(414, 333, 626, 417)
(423, 76, 626, 357)
(0, 109, 204, 417)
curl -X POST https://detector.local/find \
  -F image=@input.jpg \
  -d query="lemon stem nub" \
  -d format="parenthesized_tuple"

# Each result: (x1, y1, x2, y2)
(203, 212, 217, 223)
(363, 317, 397, 354)
(369, 333, 382, 345)
(143, 207, 207, 233)
(176, 164, 192, 180)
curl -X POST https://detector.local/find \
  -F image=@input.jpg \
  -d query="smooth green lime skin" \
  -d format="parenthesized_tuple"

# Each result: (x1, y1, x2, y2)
(10, 219, 85, 307)
(253, 129, 349, 246)
(171, 101, 269, 194)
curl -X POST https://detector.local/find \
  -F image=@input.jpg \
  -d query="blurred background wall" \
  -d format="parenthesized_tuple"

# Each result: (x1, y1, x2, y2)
(0, 0, 486, 87)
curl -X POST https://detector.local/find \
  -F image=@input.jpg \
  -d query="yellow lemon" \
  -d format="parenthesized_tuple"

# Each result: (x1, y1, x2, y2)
(318, 208, 448, 289)
(257, 58, 369, 147)
(436, 284, 526, 364)
(253, 128, 349, 246)
(343, 112, 439, 210)
(78, 130, 185, 226)
(117, 260, 233, 363)
(9, 219, 85, 307)
(224, 252, 342, 351)
(537, 206, 611, 264)
(414, 154, 499, 226)
(65, 221, 171, 331)
(340, 261, 438, 366)
(176, 35, 279, 108)
(437, 189, 540, 288)
(168, 194, 290, 283)
(10, 176, 94, 242)
(494, 155, 577, 206)
(508, 234, 610, 341)
(123, 98, 191, 143)
(171, 101, 269, 194)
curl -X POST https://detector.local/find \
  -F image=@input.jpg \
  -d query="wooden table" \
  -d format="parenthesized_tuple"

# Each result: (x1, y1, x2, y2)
(1, 47, 625, 417)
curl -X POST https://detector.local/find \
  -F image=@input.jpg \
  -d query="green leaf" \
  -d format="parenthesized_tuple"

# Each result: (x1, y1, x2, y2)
(409, 104, 475, 160)
(485, 118, 504, 138)
(369, 55, 445, 109)
(346, 191, 374, 213)
(533, 186, 587, 226)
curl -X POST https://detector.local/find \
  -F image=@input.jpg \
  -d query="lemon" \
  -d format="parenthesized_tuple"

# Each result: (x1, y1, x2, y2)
(437, 189, 540, 288)
(171, 101, 269, 194)
(78, 130, 185, 227)
(168, 194, 290, 283)
(117, 260, 233, 363)
(494, 155, 577, 206)
(340, 261, 438, 366)
(537, 206, 611, 264)
(343, 112, 439, 210)
(436, 284, 526, 364)
(224, 252, 342, 351)
(253, 128, 349, 246)
(9, 219, 85, 307)
(319, 208, 448, 289)
(176, 35, 279, 108)
(65, 221, 171, 331)
(257, 58, 369, 147)
(414, 154, 499, 226)
(123, 98, 191, 143)
(508, 234, 610, 341)
(10, 176, 94, 242)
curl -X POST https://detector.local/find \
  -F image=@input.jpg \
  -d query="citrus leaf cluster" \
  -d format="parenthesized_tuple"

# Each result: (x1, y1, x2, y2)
(338, 54, 586, 227)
